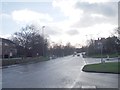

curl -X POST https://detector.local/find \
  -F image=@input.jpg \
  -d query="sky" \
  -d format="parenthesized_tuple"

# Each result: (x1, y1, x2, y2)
(0, 0, 119, 47)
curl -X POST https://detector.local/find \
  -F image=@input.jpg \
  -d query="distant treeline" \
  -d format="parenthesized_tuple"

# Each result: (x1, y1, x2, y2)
(81, 27, 120, 56)
(11, 24, 120, 58)
(49, 43, 75, 57)
(81, 36, 120, 56)
(11, 24, 75, 58)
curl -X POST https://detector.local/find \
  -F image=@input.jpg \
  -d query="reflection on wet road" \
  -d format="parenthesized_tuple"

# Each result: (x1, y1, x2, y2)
(2, 55, 118, 88)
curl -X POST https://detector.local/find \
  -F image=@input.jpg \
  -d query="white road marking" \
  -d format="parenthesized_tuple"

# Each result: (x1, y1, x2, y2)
(70, 55, 85, 88)
(81, 85, 96, 89)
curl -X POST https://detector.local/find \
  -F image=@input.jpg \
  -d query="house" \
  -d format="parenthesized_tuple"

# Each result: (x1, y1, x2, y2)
(0, 38, 17, 58)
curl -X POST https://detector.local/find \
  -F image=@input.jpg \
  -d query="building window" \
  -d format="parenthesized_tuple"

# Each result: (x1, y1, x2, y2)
(4, 43, 9, 46)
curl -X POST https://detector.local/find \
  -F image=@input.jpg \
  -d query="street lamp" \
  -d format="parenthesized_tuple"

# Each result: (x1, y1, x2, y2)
(98, 41, 103, 63)
(85, 35, 89, 56)
(42, 26, 45, 57)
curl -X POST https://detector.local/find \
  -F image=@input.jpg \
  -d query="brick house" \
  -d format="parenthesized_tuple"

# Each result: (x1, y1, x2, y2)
(0, 38, 17, 58)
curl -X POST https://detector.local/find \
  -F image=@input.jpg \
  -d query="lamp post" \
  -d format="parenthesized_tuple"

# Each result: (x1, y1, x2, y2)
(85, 35, 88, 56)
(42, 26, 45, 57)
(98, 41, 103, 63)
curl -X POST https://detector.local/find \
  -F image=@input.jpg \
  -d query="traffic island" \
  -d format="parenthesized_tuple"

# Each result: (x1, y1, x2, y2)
(82, 62, 120, 74)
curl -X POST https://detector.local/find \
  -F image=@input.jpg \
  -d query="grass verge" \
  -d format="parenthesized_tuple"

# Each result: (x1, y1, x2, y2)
(88, 53, 120, 58)
(2, 56, 49, 66)
(82, 62, 120, 74)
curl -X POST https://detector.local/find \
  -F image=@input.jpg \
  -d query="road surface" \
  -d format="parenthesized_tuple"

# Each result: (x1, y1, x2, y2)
(2, 54, 118, 88)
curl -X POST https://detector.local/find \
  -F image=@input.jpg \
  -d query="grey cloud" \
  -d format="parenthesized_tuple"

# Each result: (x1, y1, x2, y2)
(72, 2, 118, 28)
(75, 2, 117, 17)
(118, 2, 120, 27)
(66, 29, 79, 36)
(45, 26, 61, 36)
(72, 13, 117, 28)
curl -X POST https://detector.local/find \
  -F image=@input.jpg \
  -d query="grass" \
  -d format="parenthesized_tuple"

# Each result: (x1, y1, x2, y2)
(82, 62, 120, 74)
(2, 56, 49, 66)
(88, 53, 120, 58)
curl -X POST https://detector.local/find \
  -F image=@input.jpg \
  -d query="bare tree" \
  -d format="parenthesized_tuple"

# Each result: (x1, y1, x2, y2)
(11, 24, 48, 57)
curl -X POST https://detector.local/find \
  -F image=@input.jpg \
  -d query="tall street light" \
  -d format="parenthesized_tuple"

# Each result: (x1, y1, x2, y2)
(98, 41, 103, 63)
(85, 35, 89, 56)
(42, 26, 45, 57)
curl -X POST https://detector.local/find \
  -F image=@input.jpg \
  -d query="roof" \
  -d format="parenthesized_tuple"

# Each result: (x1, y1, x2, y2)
(0, 38, 15, 44)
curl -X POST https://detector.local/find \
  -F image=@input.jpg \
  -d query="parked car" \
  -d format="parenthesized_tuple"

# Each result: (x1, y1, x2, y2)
(73, 52, 77, 57)
(82, 53, 86, 58)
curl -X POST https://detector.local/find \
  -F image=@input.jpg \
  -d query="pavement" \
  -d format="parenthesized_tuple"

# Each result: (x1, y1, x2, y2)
(2, 54, 119, 88)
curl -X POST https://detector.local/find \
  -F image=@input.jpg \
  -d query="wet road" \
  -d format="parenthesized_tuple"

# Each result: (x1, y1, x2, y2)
(2, 55, 118, 88)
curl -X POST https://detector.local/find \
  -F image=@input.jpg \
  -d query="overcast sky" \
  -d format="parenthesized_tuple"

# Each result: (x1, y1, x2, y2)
(0, 0, 119, 47)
